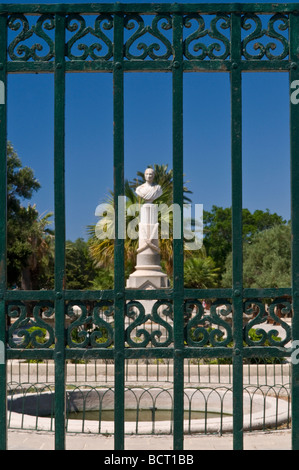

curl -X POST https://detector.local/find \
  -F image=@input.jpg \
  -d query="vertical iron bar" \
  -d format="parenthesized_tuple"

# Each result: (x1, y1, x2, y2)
(230, 12, 243, 451)
(290, 12, 299, 451)
(0, 13, 7, 452)
(54, 12, 66, 451)
(172, 12, 184, 451)
(113, 12, 125, 451)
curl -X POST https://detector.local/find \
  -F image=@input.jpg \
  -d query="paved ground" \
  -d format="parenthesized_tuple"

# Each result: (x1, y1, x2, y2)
(7, 428, 292, 451)
(6, 322, 294, 451)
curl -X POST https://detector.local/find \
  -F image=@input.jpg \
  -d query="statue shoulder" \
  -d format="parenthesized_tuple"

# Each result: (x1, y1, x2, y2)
(136, 183, 147, 195)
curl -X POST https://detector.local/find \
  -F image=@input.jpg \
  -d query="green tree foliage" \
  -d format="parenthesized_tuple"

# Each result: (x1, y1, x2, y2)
(65, 238, 99, 289)
(92, 267, 114, 290)
(20, 212, 54, 290)
(7, 142, 54, 289)
(203, 205, 286, 274)
(184, 255, 220, 288)
(222, 224, 291, 288)
(87, 179, 139, 278)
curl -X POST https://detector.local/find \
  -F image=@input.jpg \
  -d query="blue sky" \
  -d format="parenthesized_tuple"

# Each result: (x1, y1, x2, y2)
(5, 0, 294, 240)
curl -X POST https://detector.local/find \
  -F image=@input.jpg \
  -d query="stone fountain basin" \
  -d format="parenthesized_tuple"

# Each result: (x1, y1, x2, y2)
(7, 387, 289, 434)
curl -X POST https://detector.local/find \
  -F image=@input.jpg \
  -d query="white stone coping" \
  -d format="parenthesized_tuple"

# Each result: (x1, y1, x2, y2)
(7, 387, 290, 435)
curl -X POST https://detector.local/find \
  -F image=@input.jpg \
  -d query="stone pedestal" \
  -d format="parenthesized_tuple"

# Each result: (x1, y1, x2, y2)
(126, 203, 169, 290)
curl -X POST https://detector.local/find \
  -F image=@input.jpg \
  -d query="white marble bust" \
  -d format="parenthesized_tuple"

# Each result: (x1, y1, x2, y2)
(135, 168, 162, 203)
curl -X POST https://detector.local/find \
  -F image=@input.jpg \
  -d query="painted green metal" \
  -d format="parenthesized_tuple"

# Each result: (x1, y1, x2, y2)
(230, 12, 243, 451)
(0, 3, 298, 451)
(113, 12, 125, 451)
(172, 13, 184, 450)
(54, 13, 66, 451)
(0, 13, 7, 452)
(290, 12, 299, 452)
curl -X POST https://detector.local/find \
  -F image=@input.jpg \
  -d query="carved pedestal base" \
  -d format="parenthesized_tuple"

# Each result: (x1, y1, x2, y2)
(126, 203, 169, 290)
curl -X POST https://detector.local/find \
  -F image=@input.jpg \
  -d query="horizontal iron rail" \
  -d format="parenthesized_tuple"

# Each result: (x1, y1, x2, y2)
(1, 3, 299, 14)
(6, 346, 291, 361)
(3, 287, 292, 300)
(5, 62, 294, 75)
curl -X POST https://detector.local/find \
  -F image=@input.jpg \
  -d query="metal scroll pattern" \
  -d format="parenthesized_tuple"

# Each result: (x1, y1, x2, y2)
(184, 298, 292, 348)
(6, 13, 290, 63)
(6, 298, 292, 349)
(65, 14, 113, 61)
(184, 300, 233, 347)
(183, 14, 230, 60)
(66, 301, 114, 348)
(66, 297, 291, 349)
(124, 14, 173, 60)
(125, 300, 173, 347)
(243, 298, 291, 347)
(8, 301, 55, 348)
(241, 13, 289, 60)
(8, 14, 55, 61)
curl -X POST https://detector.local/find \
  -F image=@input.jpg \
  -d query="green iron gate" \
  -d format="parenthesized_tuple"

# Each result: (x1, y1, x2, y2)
(0, 2, 299, 451)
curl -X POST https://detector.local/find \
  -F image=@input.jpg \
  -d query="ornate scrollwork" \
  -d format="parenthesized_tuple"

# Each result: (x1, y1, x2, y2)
(243, 299, 268, 346)
(183, 14, 230, 60)
(184, 299, 233, 347)
(90, 301, 114, 348)
(65, 14, 113, 61)
(184, 300, 208, 347)
(124, 14, 173, 60)
(66, 301, 114, 348)
(241, 13, 289, 60)
(243, 298, 291, 347)
(66, 302, 92, 348)
(8, 301, 55, 348)
(125, 300, 173, 347)
(8, 14, 55, 61)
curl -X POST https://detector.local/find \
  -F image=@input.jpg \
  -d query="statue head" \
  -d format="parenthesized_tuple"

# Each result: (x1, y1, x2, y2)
(144, 167, 155, 184)
(135, 167, 162, 202)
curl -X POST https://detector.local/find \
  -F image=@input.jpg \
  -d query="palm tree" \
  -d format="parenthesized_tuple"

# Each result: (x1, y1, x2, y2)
(88, 164, 193, 277)
(21, 211, 54, 290)
(87, 179, 139, 277)
(184, 255, 220, 288)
